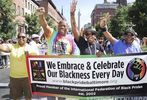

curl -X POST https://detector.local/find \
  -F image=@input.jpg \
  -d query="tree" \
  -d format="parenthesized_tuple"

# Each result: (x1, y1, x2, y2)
(128, 0, 147, 38)
(0, 0, 16, 40)
(109, 6, 130, 38)
(25, 14, 57, 37)
(46, 16, 57, 31)
(25, 14, 41, 36)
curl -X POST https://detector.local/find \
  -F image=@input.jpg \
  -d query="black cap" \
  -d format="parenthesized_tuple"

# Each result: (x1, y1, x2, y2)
(124, 28, 137, 36)
(84, 27, 98, 35)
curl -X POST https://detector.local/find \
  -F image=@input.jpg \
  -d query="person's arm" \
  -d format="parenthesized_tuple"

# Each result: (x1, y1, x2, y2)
(0, 44, 11, 53)
(37, 7, 53, 39)
(103, 31, 117, 45)
(99, 15, 117, 45)
(70, 0, 80, 41)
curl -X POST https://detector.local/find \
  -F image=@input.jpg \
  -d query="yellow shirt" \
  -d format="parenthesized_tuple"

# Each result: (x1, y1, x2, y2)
(8, 43, 37, 78)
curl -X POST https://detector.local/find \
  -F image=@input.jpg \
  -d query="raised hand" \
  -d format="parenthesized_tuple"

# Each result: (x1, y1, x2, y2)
(70, 0, 78, 15)
(36, 7, 45, 16)
(99, 13, 110, 28)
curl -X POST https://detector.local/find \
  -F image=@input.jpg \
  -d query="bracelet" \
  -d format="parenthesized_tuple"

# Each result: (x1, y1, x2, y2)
(99, 27, 107, 32)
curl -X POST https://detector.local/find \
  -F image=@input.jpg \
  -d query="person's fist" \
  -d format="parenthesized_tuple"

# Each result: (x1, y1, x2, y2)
(36, 7, 45, 16)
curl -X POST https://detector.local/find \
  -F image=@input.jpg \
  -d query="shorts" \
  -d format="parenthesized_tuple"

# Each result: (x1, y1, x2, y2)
(9, 77, 32, 99)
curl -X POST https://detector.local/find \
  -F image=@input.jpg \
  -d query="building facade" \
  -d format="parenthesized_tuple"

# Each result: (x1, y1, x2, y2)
(11, 0, 63, 33)
(36, 0, 63, 26)
(91, 2, 118, 26)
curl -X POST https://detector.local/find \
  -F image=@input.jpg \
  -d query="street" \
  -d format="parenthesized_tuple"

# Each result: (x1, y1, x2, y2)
(0, 68, 10, 100)
(0, 68, 55, 100)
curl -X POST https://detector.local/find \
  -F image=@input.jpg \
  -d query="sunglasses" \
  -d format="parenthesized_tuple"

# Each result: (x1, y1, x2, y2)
(18, 36, 26, 39)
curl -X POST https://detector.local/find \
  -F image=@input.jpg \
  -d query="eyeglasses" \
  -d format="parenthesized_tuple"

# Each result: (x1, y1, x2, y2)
(18, 36, 26, 39)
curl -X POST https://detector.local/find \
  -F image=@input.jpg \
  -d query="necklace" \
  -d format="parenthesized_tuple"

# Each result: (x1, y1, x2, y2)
(88, 43, 96, 55)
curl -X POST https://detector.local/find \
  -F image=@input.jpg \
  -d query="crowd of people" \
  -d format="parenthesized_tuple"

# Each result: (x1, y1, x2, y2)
(0, 0, 146, 100)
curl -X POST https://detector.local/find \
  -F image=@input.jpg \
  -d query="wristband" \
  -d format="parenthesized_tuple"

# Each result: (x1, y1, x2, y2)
(99, 27, 107, 32)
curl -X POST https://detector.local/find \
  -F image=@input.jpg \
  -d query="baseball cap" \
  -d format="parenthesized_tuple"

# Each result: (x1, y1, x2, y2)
(32, 34, 40, 39)
(84, 27, 98, 35)
(124, 28, 137, 36)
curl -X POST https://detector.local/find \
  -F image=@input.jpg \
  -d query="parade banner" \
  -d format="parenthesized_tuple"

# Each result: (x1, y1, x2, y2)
(26, 53, 147, 97)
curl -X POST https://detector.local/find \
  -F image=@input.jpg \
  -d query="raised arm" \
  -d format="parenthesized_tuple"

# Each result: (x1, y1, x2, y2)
(36, 7, 53, 39)
(70, 0, 80, 41)
(99, 14, 117, 44)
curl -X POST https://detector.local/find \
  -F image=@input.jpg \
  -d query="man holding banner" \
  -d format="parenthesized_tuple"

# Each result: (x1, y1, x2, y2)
(70, 0, 104, 57)
(36, 7, 79, 56)
(36, 4, 80, 100)
(99, 14, 142, 55)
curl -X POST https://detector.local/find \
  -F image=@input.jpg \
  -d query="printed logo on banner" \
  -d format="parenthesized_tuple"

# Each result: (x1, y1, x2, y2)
(30, 60, 47, 81)
(126, 58, 146, 81)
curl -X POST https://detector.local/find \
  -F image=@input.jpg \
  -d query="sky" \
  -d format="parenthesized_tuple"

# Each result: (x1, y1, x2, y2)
(52, 0, 135, 28)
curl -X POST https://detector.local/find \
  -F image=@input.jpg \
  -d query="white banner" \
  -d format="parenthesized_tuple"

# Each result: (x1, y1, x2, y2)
(27, 53, 147, 97)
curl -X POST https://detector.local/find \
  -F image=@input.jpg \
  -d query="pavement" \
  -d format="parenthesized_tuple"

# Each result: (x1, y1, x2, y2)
(0, 68, 58, 100)
(0, 67, 10, 100)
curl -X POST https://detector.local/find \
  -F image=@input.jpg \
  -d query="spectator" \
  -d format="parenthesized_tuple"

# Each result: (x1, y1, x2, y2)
(70, 0, 104, 57)
(99, 14, 142, 55)
(0, 32, 37, 100)
(29, 34, 41, 55)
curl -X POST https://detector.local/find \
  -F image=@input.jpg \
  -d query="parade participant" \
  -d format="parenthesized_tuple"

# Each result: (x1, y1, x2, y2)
(37, 6, 79, 100)
(37, 7, 79, 55)
(70, 0, 104, 57)
(99, 14, 142, 55)
(0, 32, 37, 100)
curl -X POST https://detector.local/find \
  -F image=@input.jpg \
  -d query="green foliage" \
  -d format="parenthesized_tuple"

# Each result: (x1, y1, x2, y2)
(128, 0, 147, 38)
(46, 16, 57, 31)
(25, 14, 57, 37)
(25, 14, 41, 36)
(0, 0, 16, 40)
(109, 6, 130, 38)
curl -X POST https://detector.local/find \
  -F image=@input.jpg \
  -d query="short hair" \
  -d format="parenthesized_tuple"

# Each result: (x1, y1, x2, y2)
(17, 32, 26, 38)
(58, 20, 68, 27)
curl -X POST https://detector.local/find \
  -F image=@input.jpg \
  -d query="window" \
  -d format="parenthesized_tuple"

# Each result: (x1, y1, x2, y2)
(31, 4, 32, 11)
(28, 2, 30, 10)
(18, 6, 20, 15)
(22, 8, 24, 16)
(25, 0, 27, 8)
(13, 3, 16, 14)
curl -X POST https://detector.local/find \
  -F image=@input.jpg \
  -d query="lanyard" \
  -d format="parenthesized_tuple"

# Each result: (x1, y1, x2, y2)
(88, 43, 96, 55)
